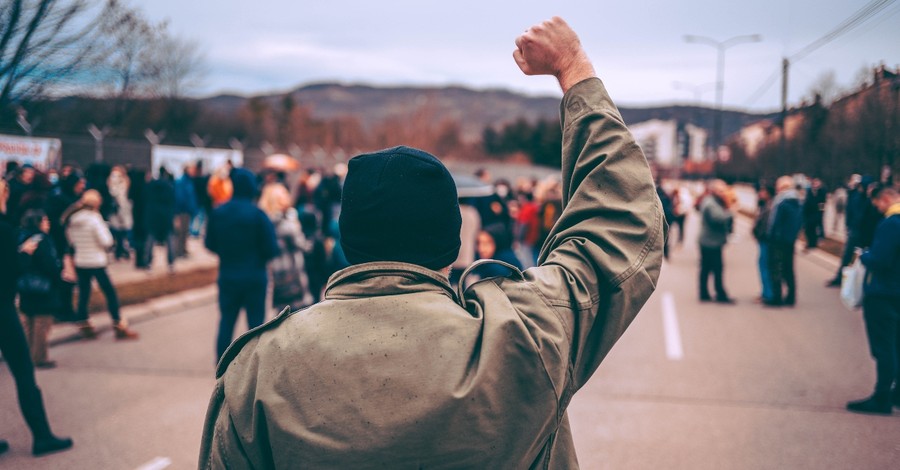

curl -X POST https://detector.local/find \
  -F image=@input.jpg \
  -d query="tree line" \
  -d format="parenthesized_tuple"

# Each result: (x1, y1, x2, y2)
(717, 72, 899, 189)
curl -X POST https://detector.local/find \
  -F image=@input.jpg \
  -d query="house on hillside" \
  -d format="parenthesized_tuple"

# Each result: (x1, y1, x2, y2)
(733, 111, 807, 159)
(733, 64, 900, 162)
(629, 119, 708, 175)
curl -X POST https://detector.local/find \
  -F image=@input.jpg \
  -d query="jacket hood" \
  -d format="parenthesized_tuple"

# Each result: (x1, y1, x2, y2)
(59, 174, 83, 197)
(67, 207, 97, 227)
(230, 168, 258, 200)
(775, 189, 800, 205)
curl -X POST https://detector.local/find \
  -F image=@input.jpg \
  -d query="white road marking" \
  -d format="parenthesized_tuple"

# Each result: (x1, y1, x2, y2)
(662, 292, 684, 360)
(135, 457, 172, 470)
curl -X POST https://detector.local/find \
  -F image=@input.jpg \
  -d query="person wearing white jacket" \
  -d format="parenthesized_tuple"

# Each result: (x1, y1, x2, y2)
(63, 190, 137, 340)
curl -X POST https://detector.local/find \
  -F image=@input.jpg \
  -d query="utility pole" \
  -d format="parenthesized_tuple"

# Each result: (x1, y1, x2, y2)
(780, 57, 790, 171)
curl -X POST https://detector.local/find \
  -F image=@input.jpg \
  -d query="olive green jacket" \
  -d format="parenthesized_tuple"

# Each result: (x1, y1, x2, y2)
(198, 78, 664, 469)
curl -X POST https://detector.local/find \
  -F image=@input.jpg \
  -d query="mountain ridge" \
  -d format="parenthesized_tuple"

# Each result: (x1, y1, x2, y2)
(200, 82, 774, 141)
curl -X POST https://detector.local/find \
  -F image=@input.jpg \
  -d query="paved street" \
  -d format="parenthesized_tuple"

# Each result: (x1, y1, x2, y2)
(2, 212, 899, 469)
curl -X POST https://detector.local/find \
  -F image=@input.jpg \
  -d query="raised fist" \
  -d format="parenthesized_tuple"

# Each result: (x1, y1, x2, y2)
(513, 17, 595, 92)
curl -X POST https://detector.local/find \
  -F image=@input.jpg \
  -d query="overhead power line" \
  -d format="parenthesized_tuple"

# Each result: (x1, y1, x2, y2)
(741, 0, 896, 108)
(743, 66, 782, 107)
(790, 0, 896, 62)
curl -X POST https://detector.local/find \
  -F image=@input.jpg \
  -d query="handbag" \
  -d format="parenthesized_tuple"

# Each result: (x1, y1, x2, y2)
(17, 272, 52, 295)
(16, 234, 54, 296)
(840, 256, 865, 310)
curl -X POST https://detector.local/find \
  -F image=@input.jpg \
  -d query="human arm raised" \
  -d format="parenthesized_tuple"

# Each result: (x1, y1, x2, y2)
(507, 18, 664, 393)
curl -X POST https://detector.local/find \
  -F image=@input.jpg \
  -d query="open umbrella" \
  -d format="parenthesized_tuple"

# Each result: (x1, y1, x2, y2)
(263, 154, 300, 172)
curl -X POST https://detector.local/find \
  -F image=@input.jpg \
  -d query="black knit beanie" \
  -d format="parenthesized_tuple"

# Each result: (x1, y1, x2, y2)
(339, 146, 461, 270)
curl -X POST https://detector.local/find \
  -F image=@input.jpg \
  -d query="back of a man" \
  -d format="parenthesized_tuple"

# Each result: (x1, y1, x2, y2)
(205, 168, 279, 360)
(199, 18, 663, 469)
(766, 176, 802, 307)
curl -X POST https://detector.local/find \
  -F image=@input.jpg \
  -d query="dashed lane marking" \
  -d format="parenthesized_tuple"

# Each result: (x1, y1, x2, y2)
(662, 291, 684, 360)
(135, 457, 172, 470)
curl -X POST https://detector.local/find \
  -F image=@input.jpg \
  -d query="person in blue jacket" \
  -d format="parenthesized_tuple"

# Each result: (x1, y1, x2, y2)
(765, 176, 803, 307)
(205, 168, 279, 361)
(847, 185, 900, 415)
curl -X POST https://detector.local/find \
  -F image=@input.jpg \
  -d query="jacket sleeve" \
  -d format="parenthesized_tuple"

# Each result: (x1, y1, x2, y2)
(93, 215, 114, 249)
(204, 211, 218, 254)
(860, 218, 899, 275)
(704, 200, 733, 228)
(34, 238, 61, 279)
(198, 381, 256, 469)
(522, 78, 664, 396)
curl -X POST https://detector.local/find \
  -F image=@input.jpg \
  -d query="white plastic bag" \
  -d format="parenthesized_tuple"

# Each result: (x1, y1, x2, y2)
(840, 257, 865, 310)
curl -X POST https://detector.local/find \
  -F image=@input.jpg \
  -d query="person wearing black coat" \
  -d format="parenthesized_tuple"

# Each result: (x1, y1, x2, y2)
(43, 172, 84, 321)
(0, 181, 73, 457)
(144, 168, 177, 271)
(765, 176, 803, 307)
(847, 186, 900, 415)
(802, 179, 827, 249)
(205, 168, 279, 361)
(128, 168, 150, 268)
(17, 209, 63, 369)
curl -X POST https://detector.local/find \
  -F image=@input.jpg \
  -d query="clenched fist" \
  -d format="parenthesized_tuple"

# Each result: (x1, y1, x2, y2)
(513, 17, 596, 93)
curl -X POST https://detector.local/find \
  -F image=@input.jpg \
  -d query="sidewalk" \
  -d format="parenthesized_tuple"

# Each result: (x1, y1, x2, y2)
(48, 237, 219, 346)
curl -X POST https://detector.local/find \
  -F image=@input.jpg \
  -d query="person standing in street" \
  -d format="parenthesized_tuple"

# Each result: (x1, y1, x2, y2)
(0, 180, 73, 457)
(802, 178, 827, 250)
(45, 172, 85, 321)
(199, 17, 663, 468)
(670, 186, 692, 246)
(765, 176, 803, 307)
(63, 190, 139, 340)
(827, 175, 868, 287)
(174, 165, 198, 258)
(657, 182, 675, 260)
(846, 186, 900, 415)
(204, 168, 279, 361)
(16, 209, 63, 368)
(697, 180, 734, 303)
(259, 181, 314, 309)
(144, 168, 177, 272)
(107, 166, 133, 261)
(753, 185, 775, 304)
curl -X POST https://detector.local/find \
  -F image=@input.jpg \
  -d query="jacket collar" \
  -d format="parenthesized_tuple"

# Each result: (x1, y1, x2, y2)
(773, 189, 800, 206)
(886, 203, 900, 218)
(324, 261, 458, 302)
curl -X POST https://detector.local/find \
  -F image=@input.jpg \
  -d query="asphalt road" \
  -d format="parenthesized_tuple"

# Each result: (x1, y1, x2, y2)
(1, 212, 898, 469)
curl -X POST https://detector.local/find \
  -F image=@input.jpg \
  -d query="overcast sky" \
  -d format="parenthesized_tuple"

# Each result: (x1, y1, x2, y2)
(140, 0, 900, 112)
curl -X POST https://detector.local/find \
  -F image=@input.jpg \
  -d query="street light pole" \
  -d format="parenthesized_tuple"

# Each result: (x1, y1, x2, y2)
(684, 34, 762, 154)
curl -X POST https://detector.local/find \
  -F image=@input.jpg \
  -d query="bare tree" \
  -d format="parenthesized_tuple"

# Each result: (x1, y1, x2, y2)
(148, 32, 206, 99)
(808, 70, 840, 106)
(95, 1, 164, 99)
(0, 0, 112, 114)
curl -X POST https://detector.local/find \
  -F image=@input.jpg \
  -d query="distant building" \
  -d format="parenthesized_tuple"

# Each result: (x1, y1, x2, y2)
(629, 119, 709, 173)
(734, 64, 900, 160)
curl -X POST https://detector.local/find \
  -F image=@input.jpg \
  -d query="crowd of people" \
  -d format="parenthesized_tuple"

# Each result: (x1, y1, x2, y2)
(1, 150, 897, 458)
(0, 157, 570, 365)
(657, 171, 899, 416)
